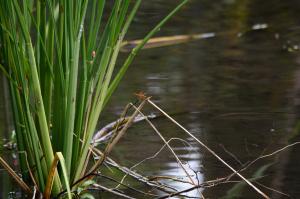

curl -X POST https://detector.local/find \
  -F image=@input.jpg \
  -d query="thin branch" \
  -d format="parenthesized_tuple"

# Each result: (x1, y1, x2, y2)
(116, 137, 196, 189)
(129, 103, 204, 198)
(130, 103, 197, 186)
(156, 177, 228, 199)
(105, 157, 178, 193)
(32, 186, 37, 199)
(242, 142, 300, 171)
(255, 182, 291, 198)
(70, 100, 148, 190)
(92, 183, 136, 199)
(219, 144, 243, 166)
(92, 113, 157, 145)
(92, 103, 133, 146)
(148, 175, 192, 184)
(147, 99, 270, 199)
(95, 173, 158, 197)
(18, 151, 39, 190)
(88, 98, 148, 173)
(59, 143, 177, 198)
(0, 156, 32, 194)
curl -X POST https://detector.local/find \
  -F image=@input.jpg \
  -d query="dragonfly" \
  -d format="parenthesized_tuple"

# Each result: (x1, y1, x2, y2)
(134, 91, 148, 100)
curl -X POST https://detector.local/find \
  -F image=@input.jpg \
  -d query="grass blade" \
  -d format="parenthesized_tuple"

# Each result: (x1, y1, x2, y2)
(105, 0, 189, 105)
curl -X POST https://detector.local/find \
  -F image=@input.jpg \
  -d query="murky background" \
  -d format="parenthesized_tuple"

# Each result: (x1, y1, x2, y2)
(2, 0, 300, 198)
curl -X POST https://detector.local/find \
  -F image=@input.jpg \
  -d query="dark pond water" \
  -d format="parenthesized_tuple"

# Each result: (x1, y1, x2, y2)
(2, 0, 300, 198)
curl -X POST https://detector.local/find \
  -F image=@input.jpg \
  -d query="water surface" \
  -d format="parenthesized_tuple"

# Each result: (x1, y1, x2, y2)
(102, 0, 300, 198)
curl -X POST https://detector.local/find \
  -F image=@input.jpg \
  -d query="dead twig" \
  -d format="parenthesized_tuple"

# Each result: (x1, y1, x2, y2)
(255, 182, 291, 198)
(130, 103, 204, 198)
(92, 183, 136, 199)
(60, 140, 177, 198)
(148, 175, 192, 184)
(0, 156, 32, 194)
(116, 137, 196, 189)
(105, 157, 178, 193)
(130, 104, 196, 185)
(32, 186, 38, 199)
(156, 177, 229, 199)
(219, 144, 243, 166)
(92, 114, 157, 145)
(89, 99, 148, 173)
(147, 98, 270, 199)
(70, 100, 148, 190)
(200, 141, 298, 197)
(96, 173, 159, 197)
(92, 102, 133, 146)
(241, 142, 300, 172)
(18, 151, 39, 191)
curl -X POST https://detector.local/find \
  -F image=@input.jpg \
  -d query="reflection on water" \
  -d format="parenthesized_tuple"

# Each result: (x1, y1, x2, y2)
(2, 0, 300, 198)
(104, 0, 300, 198)
(0, 75, 19, 198)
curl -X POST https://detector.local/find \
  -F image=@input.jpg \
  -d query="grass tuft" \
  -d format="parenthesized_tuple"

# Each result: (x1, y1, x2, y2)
(0, 0, 188, 196)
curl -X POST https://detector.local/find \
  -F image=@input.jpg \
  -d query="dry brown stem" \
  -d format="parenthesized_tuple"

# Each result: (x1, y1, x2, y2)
(0, 156, 32, 194)
(147, 98, 270, 199)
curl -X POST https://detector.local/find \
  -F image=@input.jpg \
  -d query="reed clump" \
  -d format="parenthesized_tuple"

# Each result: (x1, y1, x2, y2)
(0, 0, 188, 197)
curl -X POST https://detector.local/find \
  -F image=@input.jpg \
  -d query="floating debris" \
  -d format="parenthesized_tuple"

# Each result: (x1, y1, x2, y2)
(238, 23, 269, 37)
(121, 33, 216, 52)
(282, 40, 299, 52)
(252, 23, 268, 30)
(121, 23, 269, 52)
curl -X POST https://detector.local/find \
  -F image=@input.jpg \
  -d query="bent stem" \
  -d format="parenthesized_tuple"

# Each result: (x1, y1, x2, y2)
(44, 152, 71, 199)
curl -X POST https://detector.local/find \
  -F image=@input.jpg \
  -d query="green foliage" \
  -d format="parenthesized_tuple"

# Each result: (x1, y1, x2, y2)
(0, 0, 188, 197)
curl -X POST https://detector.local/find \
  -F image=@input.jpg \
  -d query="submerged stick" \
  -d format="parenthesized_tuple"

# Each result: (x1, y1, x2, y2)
(92, 114, 157, 145)
(121, 23, 268, 52)
(121, 33, 215, 52)
(147, 99, 270, 199)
